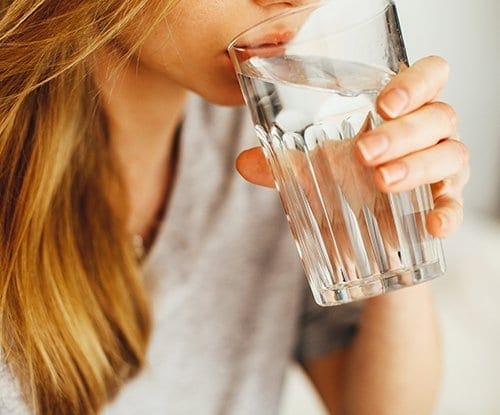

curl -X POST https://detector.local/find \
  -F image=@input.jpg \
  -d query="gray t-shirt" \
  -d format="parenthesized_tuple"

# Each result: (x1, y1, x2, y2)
(0, 94, 361, 415)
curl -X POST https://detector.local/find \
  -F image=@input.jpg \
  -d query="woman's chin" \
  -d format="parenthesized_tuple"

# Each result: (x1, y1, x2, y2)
(201, 85, 246, 107)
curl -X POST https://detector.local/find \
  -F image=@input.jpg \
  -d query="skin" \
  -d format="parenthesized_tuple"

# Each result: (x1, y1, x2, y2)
(95, 0, 470, 413)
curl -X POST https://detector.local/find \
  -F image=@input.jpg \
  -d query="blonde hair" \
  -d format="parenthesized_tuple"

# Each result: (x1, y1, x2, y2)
(0, 0, 179, 413)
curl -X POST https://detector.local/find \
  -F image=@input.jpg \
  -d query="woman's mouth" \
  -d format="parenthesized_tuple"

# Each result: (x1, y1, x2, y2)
(228, 30, 296, 61)
(237, 30, 295, 51)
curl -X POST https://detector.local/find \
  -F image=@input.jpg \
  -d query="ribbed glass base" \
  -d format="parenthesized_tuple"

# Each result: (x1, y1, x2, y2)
(314, 260, 444, 306)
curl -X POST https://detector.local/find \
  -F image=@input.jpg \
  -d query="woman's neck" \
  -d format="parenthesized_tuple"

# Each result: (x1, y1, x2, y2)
(94, 49, 188, 239)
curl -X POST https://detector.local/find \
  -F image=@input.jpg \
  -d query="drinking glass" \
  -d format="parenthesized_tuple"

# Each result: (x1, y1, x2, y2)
(228, 0, 445, 306)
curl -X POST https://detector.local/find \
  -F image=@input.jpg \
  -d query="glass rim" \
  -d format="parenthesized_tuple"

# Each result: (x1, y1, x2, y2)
(227, 0, 394, 53)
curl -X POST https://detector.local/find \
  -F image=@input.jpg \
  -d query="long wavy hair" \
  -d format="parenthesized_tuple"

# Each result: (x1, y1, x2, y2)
(0, 1, 178, 413)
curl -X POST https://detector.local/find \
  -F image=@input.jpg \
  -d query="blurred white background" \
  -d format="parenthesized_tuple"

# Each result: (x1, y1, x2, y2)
(281, 1, 500, 414)
(397, 0, 500, 217)
(397, 0, 500, 413)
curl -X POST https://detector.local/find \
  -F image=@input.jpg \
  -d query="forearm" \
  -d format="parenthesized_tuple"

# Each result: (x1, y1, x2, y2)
(341, 284, 442, 415)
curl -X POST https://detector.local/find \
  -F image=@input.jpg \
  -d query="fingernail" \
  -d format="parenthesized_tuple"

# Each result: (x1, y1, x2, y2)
(379, 162, 408, 185)
(357, 134, 389, 161)
(379, 89, 409, 118)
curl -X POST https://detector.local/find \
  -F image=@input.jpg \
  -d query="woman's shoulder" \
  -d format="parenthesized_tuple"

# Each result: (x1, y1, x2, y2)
(0, 358, 30, 415)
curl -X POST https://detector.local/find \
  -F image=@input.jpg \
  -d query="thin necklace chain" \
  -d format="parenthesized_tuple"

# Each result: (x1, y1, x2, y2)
(132, 233, 146, 261)
(130, 125, 182, 262)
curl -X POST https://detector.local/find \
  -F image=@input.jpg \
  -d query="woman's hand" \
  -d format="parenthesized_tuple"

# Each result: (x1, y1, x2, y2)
(236, 55, 469, 238)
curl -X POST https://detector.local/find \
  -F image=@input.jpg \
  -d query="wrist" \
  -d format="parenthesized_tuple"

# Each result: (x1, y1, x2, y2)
(363, 282, 435, 311)
(357, 283, 441, 340)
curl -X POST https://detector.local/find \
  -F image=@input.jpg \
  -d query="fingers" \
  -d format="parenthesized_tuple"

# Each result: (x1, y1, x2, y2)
(431, 161, 470, 202)
(377, 56, 449, 119)
(426, 194, 464, 238)
(357, 101, 457, 166)
(235, 147, 275, 188)
(238, 54, 467, 243)
(372, 138, 469, 193)
(364, 55, 467, 241)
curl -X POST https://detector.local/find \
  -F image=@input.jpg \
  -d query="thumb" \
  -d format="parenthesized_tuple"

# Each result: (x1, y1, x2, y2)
(235, 147, 275, 188)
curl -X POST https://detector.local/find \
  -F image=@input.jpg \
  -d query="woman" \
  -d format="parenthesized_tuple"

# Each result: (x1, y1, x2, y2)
(0, 0, 469, 414)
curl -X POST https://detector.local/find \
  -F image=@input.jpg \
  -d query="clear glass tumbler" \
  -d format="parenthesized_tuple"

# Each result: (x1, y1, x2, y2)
(228, 0, 446, 306)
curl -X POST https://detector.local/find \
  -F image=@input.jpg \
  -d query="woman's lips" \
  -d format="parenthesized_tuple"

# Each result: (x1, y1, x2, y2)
(239, 30, 295, 50)
(232, 30, 296, 60)
(245, 30, 296, 49)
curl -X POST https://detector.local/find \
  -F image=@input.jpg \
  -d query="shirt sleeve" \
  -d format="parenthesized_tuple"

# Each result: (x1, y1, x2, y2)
(294, 280, 364, 362)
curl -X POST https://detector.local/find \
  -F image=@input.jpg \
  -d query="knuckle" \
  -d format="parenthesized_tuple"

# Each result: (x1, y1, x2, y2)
(428, 55, 450, 77)
(434, 102, 458, 131)
(431, 180, 449, 198)
(410, 56, 449, 100)
(454, 140, 470, 167)
(417, 72, 433, 96)
(403, 63, 430, 94)
(454, 200, 465, 224)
